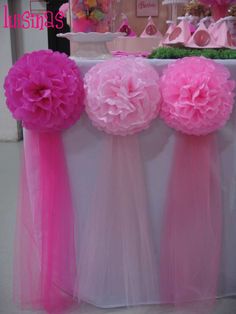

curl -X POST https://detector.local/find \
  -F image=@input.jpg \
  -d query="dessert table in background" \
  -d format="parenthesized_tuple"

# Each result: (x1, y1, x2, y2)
(24, 59, 236, 308)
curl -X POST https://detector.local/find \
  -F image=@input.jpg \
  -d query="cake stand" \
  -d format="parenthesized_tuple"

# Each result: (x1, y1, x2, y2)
(57, 32, 124, 60)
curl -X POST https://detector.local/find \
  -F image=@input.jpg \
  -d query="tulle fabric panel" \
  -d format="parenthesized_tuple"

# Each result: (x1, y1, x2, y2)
(160, 134, 222, 304)
(14, 130, 77, 313)
(76, 135, 159, 308)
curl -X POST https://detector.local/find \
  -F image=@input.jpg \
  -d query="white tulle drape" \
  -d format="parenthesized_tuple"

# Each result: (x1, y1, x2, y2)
(75, 135, 159, 307)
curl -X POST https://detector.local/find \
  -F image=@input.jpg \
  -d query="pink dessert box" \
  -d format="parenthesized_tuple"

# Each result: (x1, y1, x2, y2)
(186, 21, 220, 48)
(163, 19, 191, 47)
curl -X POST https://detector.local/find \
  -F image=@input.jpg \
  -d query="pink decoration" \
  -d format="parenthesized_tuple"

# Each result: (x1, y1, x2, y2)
(70, 0, 111, 33)
(140, 16, 162, 39)
(186, 21, 220, 48)
(4, 50, 84, 132)
(85, 58, 161, 136)
(117, 15, 137, 37)
(5, 50, 84, 313)
(160, 57, 235, 305)
(14, 131, 77, 313)
(160, 133, 222, 304)
(160, 57, 235, 136)
(73, 17, 96, 32)
(199, 0, 236, 5)
(83, 58, 161, 307)
(198, 0, 236, 20)
(210, 19, 236, 48)
(164, 20, 191, 47)
(161, 22, 176, 46)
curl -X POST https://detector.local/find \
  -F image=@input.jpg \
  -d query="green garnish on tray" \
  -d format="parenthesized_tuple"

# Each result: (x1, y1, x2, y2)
(148, 47, 236, 59)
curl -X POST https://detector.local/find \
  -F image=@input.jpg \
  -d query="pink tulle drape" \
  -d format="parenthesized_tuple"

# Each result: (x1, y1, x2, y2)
(160, 134, 222, 304)
(14, 130, 77, 313)
(76, 135, 159, 307)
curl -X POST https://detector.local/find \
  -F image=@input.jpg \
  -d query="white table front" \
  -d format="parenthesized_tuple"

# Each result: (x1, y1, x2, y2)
(56, 59, 236, 307)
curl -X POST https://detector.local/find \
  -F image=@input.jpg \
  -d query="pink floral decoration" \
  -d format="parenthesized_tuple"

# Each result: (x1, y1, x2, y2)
(160, 57, 235, 136)
(199, 0, 236, 5)
(198, 0, 236, 20)
(84, 58, 161, 136)
(4, 50, 84, 131)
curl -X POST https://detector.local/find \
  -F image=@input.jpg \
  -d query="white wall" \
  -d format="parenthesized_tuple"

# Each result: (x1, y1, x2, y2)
(14, 0, 48, 58)
(0, 0, 48, 141)
(0, 0, 18, 141)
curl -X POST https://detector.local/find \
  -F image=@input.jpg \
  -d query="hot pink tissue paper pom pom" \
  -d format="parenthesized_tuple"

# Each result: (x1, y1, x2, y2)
(4, 50, 84, 132)
(84, 58, 161, 136)
(160, 57, 235, 136)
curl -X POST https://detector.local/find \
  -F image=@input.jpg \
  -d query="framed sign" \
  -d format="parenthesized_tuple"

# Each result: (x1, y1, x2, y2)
(30, 0, 47, 14)
(136, 0, 158, 17)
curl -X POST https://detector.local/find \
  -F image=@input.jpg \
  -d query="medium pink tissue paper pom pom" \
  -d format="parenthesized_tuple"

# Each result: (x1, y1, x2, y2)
(4, 50, 84, 132)
(84, 58, 161, 136)
(160, 57, 235, 136)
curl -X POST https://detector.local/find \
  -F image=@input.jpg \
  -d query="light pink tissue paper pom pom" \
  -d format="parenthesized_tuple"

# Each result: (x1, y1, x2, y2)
(84, 58, 161, 136)
(4, 50, 84, 132)
(160, 57, 235, 136)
